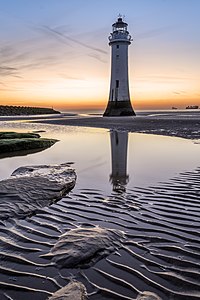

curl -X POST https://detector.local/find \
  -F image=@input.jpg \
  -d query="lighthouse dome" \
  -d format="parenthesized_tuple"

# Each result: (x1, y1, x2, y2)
(112, 17, 128, 33)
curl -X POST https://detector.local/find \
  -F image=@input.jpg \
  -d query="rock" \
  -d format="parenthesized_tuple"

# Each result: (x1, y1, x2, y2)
(48, 281, 87, 300)
(0, 131, 58, 157)
(43, 226, 124, 268)
(0, 138, 57, 154)
(0, 163, 76, 220)
(32, 130, 46, 133)
(136, 291, 162, 300)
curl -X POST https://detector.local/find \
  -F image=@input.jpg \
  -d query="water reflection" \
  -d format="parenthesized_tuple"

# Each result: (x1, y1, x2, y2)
(0, 147, 52, 159)
(1, 123, 200, 192)
(110, 130, 129, 192)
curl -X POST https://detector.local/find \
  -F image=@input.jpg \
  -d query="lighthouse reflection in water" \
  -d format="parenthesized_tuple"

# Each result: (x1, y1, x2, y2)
(110, 130, 129, 192)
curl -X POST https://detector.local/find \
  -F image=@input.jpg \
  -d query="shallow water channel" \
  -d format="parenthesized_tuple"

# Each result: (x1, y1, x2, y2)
(1, 122, 200, 190)
(0, 122, 199, 300)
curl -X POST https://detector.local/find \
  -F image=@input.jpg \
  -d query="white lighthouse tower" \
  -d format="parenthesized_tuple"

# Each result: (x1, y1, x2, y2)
(104, 16, 135, 116)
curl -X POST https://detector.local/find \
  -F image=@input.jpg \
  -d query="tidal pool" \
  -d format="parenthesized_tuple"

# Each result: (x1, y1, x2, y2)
(0, 122, 200, 191)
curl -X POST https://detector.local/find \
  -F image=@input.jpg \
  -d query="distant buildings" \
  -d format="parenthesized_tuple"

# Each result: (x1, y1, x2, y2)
(171, 106, 199, 110)
(186, 105, 199, 109)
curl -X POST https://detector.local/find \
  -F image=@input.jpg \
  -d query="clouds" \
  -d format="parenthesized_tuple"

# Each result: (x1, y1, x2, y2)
(0, 21, 107, 82)
(0, 66, 19, 77)
(0, 34, 72, 81)
(0, 22, 108, 97)
(88, 53, 107, 63)
(59, 74, 85, 80)
(0, 3, 109, 99)
(135, 25, 175, 41)
(37, 25, 107, 55)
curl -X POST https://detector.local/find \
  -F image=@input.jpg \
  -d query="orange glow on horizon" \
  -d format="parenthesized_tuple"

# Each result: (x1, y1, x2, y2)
(1, 67, 199, 112)
(1, 94, 200, 112)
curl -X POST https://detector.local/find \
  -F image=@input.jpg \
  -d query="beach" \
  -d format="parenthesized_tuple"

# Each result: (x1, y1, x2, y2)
(0, 111, 199, 300)
(28, 110, 200, 140)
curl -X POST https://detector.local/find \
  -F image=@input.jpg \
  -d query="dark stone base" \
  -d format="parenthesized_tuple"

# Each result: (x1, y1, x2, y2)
(103, 101, 136, 117)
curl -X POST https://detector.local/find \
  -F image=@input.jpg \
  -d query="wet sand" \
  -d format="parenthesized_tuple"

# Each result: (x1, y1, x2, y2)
(1, 168, 199, 300)
(30, 110, 200, 140)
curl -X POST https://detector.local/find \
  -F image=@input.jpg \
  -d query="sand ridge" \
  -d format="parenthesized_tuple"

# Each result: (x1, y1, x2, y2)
(28, 110, 200, 140)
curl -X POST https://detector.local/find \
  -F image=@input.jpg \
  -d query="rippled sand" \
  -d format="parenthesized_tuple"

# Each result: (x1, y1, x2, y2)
(0, 167, 199, 299)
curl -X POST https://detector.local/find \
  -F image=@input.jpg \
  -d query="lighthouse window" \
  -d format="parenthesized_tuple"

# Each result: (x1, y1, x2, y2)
(111, 89, 114, 101)
(116, 80, 119, 88)
(117, 45, 119, 49)
(116, 55, 119, 59)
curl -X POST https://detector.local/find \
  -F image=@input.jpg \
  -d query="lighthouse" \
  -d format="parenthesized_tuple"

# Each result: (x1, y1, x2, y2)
(103, 16, 135, 116)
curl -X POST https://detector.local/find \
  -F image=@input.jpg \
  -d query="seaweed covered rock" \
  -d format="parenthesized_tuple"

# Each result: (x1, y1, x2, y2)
(0, 131, 57, 155)
(48, 281, 87, 300)
(0, 163, 76, 220)
(0, 137, 57, 153)
(43, 226, 124, 268)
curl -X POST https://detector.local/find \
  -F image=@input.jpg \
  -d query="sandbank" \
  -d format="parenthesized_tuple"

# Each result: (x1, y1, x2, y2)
(30, 110, 200, 140)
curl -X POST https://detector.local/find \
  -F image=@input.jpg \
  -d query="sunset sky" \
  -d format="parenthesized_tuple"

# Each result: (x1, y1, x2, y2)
(0, 0, 200, 111)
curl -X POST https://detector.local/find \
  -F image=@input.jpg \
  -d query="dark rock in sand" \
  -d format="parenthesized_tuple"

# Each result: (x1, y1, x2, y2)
(48, 281, 87, 300)
(0, 163, 76, 220)
(32, 130, 46, 133)
(0, 131, 40, 139)
(43, 226, 124, 268)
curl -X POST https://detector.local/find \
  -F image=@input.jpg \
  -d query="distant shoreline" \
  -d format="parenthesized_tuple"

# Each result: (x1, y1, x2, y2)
(0, 105, 60, 116)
